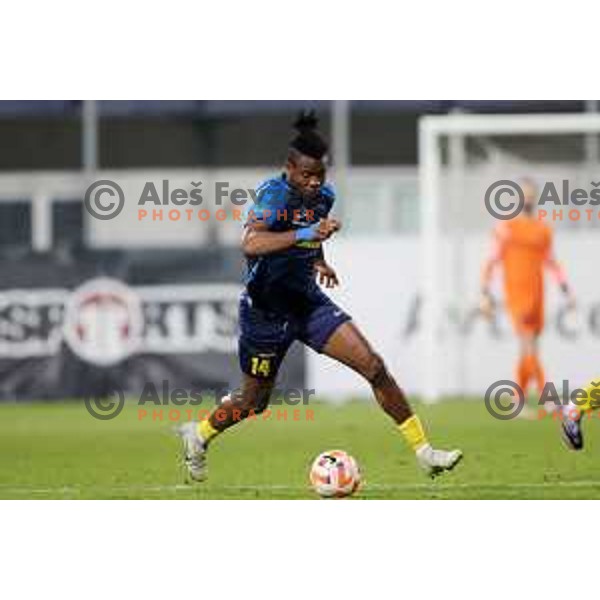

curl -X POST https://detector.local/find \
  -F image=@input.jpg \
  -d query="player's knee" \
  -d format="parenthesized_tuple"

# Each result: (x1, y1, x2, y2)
(363, 353, 388, 386)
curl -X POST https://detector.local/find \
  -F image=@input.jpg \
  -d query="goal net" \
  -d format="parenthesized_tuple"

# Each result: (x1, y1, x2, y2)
(418, 113, 600, 401)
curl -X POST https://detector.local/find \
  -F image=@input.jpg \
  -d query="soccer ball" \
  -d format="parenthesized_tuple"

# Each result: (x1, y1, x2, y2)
(309, 450, 361, 498)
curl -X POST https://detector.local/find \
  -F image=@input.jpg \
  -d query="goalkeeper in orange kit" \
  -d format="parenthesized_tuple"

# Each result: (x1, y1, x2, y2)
(480, 179, 575, 412)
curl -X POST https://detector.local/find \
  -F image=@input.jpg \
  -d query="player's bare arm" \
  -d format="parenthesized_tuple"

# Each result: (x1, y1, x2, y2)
(545, 251, 576, 310)
(480, 222, 507, 320)
(314, 241, 340, 288)
(480, 268, 499, 321)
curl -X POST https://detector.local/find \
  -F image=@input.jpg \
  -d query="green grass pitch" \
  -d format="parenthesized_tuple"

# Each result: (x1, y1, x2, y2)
(0, 398, 599, 499)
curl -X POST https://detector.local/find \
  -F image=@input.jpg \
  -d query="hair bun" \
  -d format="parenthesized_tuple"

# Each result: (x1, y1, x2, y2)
(293, 110, 319, 133)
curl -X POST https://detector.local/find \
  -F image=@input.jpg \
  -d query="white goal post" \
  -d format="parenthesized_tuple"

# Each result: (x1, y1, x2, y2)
(419, 112, 600, 401)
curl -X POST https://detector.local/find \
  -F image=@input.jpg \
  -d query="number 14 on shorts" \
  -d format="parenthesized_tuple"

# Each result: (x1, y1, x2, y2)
(250, 356, 272, 377)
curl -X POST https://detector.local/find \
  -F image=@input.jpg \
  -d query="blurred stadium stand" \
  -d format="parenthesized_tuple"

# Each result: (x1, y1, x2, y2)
(0, 100, 596, 251)
(0, 101, 591, 171)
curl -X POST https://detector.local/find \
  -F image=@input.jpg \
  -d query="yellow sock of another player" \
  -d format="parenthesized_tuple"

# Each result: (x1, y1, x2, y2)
(197, 418, 219, 444)
(398, 414, 428, 452)
(571, 378, 600, 414)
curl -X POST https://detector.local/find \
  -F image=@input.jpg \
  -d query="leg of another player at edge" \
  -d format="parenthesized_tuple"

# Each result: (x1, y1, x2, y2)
(197, 375, 274, 445)
(559, 377, 600, 451)
(560, 378, 600, 422)
(321, 321, 462, 476)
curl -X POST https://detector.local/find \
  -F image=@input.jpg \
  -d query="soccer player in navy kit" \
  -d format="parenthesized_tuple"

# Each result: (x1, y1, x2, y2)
(178, 112, 462, 481)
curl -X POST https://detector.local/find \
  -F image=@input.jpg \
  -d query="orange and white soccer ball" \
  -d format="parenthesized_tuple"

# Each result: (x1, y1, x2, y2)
(309, 450, 361, 498)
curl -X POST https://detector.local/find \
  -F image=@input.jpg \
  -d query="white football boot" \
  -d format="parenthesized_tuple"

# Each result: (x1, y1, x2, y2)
(416, 444, 463, 479)
(176, 421, 207, 482)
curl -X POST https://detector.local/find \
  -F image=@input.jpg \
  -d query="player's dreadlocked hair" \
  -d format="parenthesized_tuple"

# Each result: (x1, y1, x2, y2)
(289, 110, 328, 161)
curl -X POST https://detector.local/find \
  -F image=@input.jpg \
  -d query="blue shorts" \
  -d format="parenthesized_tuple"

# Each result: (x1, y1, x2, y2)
(238, 291, 351, 380)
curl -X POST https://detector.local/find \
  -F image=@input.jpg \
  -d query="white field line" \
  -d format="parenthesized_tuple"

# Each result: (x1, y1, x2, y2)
(2, 480, 600, 495)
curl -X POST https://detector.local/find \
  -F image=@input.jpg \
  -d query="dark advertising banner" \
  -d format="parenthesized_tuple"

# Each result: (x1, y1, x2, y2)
(0, 248, 304, 401)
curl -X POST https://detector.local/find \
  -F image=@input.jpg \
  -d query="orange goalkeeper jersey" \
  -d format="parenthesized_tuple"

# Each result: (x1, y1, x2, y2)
(482, 217, 565, 333)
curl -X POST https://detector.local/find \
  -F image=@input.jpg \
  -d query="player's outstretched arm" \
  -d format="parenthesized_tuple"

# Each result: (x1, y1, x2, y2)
(242, 222, 298, 256)
(544, 228, 575, 308)
(480, 223, 506, 319)
(545, 252, 575, 309)
(242, 218, 340, 257)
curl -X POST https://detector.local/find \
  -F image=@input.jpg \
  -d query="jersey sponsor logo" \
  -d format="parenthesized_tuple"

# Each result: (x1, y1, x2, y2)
(295, 240, 321, 249)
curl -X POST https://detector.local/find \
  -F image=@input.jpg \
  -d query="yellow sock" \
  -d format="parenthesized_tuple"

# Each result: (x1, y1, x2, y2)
(573, 378, 600, 413)
(398, 415, 429, 452)
(197, 418, 219, 444)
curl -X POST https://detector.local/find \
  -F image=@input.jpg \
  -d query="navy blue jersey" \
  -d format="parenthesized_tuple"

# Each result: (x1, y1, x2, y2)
(243, 174, 335, 317)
